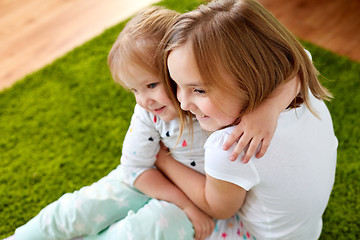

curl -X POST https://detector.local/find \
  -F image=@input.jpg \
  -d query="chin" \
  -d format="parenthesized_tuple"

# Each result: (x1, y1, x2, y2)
(159, 114, 177, 122)
(199, 123, 218, 132)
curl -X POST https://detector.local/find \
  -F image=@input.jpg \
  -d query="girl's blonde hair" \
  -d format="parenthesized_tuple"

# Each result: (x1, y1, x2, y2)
(162, 0, 332, 127)
(108, 6, 179, 87)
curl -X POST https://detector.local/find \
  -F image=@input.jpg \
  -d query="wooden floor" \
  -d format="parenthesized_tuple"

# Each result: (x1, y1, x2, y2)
(0, 0, 359, 91)
(259, 0, 360, 61)
(0, 0, 160, 91)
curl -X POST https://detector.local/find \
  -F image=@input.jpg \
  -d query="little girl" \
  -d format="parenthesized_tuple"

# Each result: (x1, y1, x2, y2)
(6, 4, 299, 240)
(11, 7, 212, 240)
(157, 0, 338, 239)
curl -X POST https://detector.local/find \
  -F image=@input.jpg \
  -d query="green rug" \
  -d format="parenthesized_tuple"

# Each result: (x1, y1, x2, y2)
(0, 0, 359, 238)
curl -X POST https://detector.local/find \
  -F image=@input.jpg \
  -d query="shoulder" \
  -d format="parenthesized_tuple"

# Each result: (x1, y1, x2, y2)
(205, 127, 234, 145)
(203, 127, 233, 173)
(204, 126, 236, 155)
(204, 126, 260, 190)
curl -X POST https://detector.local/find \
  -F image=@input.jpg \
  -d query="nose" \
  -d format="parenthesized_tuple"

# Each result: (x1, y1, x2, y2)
(177, 87, 191, 111)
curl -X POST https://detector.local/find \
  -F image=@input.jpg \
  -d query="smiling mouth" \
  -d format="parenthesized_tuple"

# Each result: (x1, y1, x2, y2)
(197, 114, 209, 119)
(190, 111, 208, 118)
(157, 106, 165, 110)
(153, 106, 166, 113)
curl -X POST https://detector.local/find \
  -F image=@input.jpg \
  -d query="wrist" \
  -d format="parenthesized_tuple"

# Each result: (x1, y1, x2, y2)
(258, 97, 282, 116)
(182, 201, 197, 214)
(156, 152, 169, 169)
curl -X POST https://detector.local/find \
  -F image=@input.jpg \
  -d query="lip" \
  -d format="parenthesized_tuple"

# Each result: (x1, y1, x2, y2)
(195, 114, 209, 121)
(190, 111, 208, 120)
(152, 106, 166, 115)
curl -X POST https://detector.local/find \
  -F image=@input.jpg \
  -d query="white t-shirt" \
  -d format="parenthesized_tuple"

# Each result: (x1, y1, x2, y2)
(204, 92, 338, 239)
(121, 104, 208, 185)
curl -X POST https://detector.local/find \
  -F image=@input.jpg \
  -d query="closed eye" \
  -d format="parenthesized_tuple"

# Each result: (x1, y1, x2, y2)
(194, 88, 206, 94)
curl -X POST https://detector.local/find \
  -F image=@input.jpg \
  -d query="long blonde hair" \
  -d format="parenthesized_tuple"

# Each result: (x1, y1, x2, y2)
(108, 6, 179, 87)
(162, 0, 332, 130)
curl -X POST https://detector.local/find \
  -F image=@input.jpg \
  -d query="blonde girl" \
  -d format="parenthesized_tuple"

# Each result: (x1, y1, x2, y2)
(157, 0, 338, 239)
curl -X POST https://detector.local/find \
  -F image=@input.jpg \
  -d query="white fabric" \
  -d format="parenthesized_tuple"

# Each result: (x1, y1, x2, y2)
(204, 92, 338, 239)
(121, 104, 208, 185)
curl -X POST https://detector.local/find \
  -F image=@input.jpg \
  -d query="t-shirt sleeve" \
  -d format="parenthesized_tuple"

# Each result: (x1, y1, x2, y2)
(120, 105, 161, 186)
(204, 128, 260, 191)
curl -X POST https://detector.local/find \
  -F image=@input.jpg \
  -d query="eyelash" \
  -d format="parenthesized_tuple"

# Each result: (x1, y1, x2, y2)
(148, 83, 158, 89)
(194, 88, 205, 94)
(130, 82, 158, 93)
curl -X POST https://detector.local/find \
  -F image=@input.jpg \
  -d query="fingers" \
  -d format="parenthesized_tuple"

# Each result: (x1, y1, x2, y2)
(194, 226, 204, 240)
(194, 225, 207, 240)
(159, 141, 169, 150)
(224, 123, 274, 162)
(255, 138, 270, 159)
(223, 129, 243, 151)
(195, 229, 205, 240)
(243, 135, 272, 162)
(229, 133, 250, 161)
(194, 219, 215, 240)
(229, 132, 273, 163)
(241, 137, 261, 163)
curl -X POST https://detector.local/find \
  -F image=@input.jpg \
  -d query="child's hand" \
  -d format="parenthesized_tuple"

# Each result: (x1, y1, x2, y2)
(183, 204, 215, 240)
(223, 104, 279, 163)
(224, 75, 299, 163)
(159, 141, 169, 151)
(156, 148, 215, 239)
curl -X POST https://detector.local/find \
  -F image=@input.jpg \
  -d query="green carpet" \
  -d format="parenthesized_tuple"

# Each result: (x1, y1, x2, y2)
(0, 0, 359, 238)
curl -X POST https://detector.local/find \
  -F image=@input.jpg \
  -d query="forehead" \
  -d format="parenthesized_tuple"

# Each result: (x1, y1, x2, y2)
(119, 64, 160, 90)
(167, 43, 204, 87)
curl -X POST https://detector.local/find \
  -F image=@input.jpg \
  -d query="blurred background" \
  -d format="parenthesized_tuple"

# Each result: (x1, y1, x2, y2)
(0, 0, 160, 91)
(0, 0, 359, 91)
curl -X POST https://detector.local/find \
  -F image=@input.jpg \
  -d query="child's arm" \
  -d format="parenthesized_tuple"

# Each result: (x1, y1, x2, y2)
(156, 147, 244, 219)
(122, 106, 214, 240)
(223, 75, 300, 163)
(134, 166, 215, 240)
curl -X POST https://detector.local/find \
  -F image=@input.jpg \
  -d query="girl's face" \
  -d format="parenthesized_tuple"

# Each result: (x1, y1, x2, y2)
(120, 65, 178, 122)
(167, 43, 242, 131)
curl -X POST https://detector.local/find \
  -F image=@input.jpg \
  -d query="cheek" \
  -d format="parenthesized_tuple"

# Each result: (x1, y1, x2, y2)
(156, 90, 172, 105)
(134, 94, 142, 104)
(199, 99, 217, 114)
(134, 98, 146, 110)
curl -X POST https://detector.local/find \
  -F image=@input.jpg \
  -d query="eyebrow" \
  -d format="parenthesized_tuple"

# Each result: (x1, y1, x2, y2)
(185, 83, 203, 88)
(172, 77, 202, 88)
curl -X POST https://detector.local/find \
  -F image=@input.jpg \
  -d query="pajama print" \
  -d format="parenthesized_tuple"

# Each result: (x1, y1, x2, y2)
(14, 104, 208, 240)
(208, 214, 255, 240)
(15, 165, 195, 240)
(84, 197, 194, 240)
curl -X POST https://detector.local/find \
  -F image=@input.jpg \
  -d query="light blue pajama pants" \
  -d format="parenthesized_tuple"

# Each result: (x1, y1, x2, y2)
(14, 165, 194, 240)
